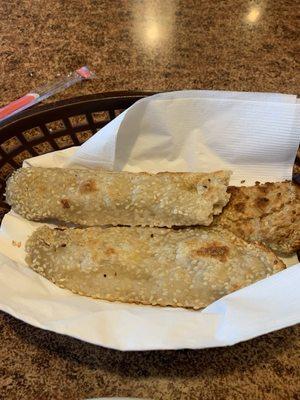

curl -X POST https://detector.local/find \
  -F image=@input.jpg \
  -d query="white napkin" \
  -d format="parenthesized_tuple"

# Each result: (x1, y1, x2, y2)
(0, 90, 299, 351)
(69, 90, 300, 185)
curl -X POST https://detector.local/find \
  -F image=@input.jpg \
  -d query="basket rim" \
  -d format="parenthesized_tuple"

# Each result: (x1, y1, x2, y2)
(0, 91, 157, 129)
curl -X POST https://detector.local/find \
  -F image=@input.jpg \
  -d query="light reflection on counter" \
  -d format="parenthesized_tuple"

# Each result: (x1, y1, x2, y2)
(245, 4, 263, 24)
(131, 1, 176, 52)
(145, 21, 160, 44)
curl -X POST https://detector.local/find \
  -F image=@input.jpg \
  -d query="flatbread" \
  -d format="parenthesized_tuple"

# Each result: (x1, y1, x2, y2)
(25, 226, 285, 309)
(214, 181, 300, 255)
(6, 167, 231, 227)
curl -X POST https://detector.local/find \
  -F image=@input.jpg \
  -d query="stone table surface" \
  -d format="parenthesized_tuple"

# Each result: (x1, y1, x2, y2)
(0, 1, 299, 399)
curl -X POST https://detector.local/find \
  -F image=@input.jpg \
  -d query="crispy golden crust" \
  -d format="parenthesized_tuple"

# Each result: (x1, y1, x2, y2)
(6, 167, 231, 227)
(25, 226, 285, 309)
(214, 181, 300, 255)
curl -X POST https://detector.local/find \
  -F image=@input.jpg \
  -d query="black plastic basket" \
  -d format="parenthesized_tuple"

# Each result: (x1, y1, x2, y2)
(0, 91, 299, 223)
(0, 92, 155, 220)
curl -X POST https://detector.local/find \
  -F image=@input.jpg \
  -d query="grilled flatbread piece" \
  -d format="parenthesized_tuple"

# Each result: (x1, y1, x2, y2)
(6, 167, 231, 227)
(214, 181, 300, 255)
(25, 226, 285, 309)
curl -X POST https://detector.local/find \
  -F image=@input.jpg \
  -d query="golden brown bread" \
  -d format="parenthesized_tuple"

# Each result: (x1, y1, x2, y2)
(214, 181, 300, 255)
(25, 226, 285, 309)
(6, 167, 231, 227)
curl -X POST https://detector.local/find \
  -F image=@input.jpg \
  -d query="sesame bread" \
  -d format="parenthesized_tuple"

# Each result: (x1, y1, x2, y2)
(25, 226, 285, 309)
(6, 167, 231, 227)
(214, 181, 300, 255)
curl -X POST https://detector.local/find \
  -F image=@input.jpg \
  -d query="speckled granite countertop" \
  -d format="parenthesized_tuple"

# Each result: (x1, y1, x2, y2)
(0, 1, 299, 399)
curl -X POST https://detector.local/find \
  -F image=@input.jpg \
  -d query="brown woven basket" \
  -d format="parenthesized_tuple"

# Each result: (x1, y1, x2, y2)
(0, 91, 299, 224)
